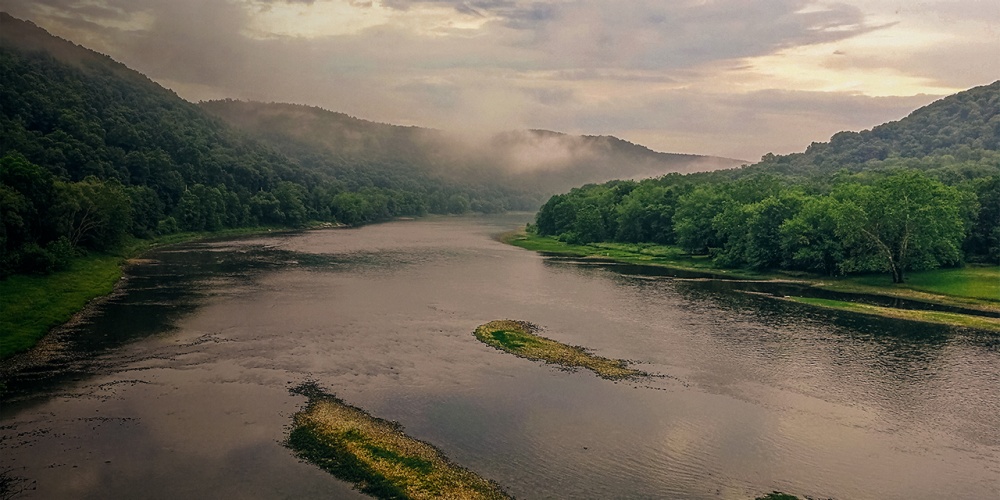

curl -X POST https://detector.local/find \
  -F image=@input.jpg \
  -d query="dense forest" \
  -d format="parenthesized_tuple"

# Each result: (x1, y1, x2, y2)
(0, 13, 743, 279)
(533, 81, 1000, 282)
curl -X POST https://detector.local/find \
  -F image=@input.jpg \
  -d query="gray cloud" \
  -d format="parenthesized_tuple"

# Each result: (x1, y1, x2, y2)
(0, 0, 975, 160)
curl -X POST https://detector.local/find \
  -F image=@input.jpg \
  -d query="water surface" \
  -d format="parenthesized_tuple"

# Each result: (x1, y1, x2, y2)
(2, 215, 998, 499)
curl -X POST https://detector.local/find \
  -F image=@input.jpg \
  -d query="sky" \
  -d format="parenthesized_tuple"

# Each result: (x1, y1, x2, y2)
(2, 0, 998, 161)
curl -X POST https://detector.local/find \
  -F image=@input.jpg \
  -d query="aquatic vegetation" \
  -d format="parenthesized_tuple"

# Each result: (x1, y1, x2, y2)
(286, 383, 510, 500)
(473, 320, 647, 380)
(755, 493, 800, 500)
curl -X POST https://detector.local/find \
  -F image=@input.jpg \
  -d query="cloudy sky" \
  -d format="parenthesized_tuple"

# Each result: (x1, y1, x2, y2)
(2, 0, 998, 161)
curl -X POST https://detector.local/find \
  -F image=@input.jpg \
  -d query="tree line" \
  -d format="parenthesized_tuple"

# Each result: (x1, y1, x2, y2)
(0, 28, 539, 278)
(533, 163, 999, 282)
(533, 80, 1000, 282)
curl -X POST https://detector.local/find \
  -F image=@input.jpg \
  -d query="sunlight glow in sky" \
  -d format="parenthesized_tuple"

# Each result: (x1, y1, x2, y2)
(1, 0, 997, 160)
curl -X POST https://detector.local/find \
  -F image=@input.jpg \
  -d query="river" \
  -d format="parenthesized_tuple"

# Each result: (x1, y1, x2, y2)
(2, 215, 998, 499)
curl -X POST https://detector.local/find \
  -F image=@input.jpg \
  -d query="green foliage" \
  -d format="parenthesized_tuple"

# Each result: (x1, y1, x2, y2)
(779, 196, 845, 274)
(534, 81, 1000, 281)
(833, 171, 966, 282)
(0, 15, 546, 279)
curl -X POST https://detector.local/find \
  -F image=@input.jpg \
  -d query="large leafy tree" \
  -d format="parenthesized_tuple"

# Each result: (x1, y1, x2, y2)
(833, 170, 967, 283)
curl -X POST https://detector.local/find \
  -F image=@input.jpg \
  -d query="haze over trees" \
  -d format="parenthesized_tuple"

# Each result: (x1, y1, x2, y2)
(198, 99, 744, 196)
(533, 81, 1000, 282)
(0, 13, 736, 278)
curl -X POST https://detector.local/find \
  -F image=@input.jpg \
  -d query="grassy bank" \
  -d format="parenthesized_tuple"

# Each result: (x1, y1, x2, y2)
(473, 320, 647, 380)
(0, 226, 294, 360)
(0, 253, 124, 359)
(788, 297, 1000, 332)
(287, 383, 510, 500)
(822, 266, 1000, 311)
(501, 231, 783, 280)
(502, 230, 1000, 329)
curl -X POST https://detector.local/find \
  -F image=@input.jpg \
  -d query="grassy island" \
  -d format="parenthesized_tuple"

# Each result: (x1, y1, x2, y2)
(286, 383, 510, 500)
(474, 320, 647, 380)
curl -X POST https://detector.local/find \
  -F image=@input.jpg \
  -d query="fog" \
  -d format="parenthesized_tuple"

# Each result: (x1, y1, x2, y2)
(200, 99, 745, 193)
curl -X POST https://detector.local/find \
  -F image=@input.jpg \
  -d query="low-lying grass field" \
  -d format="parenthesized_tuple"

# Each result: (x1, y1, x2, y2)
(831, 266, 1000, 305)
(787, 297, 1000, 332)
(0, 253, 123, 359)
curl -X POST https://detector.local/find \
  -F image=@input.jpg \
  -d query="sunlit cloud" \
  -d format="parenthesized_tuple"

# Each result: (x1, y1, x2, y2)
(0, 0, 996, 160)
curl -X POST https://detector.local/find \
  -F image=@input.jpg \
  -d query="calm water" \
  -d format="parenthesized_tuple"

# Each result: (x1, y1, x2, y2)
(2, 215, 999, 499)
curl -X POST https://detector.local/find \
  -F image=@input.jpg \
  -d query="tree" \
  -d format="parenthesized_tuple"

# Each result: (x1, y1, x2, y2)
(673, 184, 728, 254)
(713, 192, 804, 270)
(780, 196, 845, 275)
(53, 176, 131, 251)
(833, 170, 966, 283)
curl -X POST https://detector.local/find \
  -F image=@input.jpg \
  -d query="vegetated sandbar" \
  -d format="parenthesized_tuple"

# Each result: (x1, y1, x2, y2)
(286, 383, 511, 500)
(474, 320, 647, 380)
(787, 297, 1000, 332)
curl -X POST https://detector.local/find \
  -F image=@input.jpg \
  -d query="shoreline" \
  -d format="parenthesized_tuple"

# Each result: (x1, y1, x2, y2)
(0, 226, 302, 361)
(501, 230, 1000, 331)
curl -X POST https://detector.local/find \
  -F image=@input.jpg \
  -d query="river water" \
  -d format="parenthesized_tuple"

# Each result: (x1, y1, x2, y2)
(2, 215, 999, 499)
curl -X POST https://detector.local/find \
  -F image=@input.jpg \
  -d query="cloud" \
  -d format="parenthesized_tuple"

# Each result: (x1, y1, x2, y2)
(0, 0, 987, 161)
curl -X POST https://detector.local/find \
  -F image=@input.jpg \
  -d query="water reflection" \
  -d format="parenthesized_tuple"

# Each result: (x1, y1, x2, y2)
(2, 216, 998, 500)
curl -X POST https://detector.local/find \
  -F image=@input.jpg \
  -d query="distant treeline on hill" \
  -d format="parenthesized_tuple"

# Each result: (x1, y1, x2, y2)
(0, 13, 539, 277)
(534, 81, 1000, 282)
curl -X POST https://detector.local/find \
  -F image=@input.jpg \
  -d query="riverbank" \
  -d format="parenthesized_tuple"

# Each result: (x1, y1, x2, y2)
(0, 226, 295, 360)
(287, 383, 510, 500)
(502, 231, 1000, 330)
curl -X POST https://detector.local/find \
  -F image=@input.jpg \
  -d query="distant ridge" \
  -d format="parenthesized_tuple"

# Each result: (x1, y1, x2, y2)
(200, 99, 747, 193)
(752, 80, 1000, 175)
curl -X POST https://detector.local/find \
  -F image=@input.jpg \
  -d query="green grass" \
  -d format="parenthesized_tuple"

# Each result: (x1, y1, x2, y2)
(835, 266, 1000, 302)
(473, 319, 647, 380)
(1, 253, 124, 359)
(501, 231, 787, 280)
(788, 297, 1000, 332)
(502, 230, 1000, 327)
(286, 383, 510, 500)
(1, 226, 298, 360)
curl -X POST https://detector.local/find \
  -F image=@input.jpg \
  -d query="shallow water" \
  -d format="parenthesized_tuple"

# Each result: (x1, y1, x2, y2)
(2, 215, 999, 499)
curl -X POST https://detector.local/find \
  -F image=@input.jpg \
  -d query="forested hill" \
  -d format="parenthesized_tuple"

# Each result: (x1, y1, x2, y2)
(531, 83, 1000, 280)
(0, 13, 529, 277)
(200, 99, 745, 194)
(752, 80, 1000, 176)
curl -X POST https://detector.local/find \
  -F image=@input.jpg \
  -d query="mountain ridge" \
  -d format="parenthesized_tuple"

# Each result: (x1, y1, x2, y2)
(199, 98, 747, 194)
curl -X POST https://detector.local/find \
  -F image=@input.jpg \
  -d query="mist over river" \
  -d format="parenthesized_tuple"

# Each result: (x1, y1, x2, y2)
(2, 215, 998, 499)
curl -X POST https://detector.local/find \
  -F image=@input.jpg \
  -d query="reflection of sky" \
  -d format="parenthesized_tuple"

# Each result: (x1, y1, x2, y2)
(2, 217, 998, 499)
(3, 1, 997, 160)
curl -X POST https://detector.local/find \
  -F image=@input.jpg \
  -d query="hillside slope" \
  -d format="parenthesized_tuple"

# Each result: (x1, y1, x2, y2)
(200, 100, 746, 194)
(753, 80, 1000, 175)
(0, 13, 524, 275)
